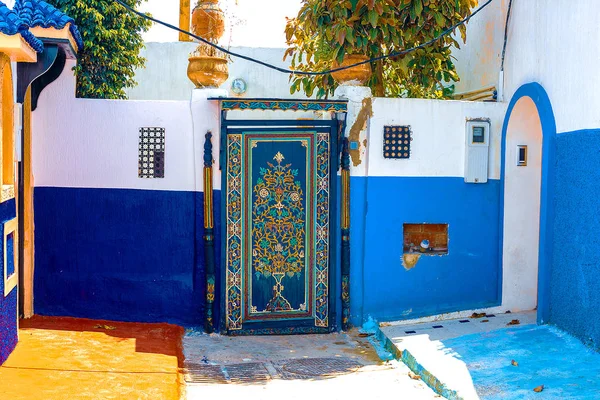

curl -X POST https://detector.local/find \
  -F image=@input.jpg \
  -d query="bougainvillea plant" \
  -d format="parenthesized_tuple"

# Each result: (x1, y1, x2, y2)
(284, 0, 478, 98)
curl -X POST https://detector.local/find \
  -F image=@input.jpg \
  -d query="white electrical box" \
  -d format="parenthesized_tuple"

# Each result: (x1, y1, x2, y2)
(464, 120, 490, 184)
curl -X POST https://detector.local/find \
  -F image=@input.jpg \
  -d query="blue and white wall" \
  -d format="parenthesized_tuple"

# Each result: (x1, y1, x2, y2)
(32, 60, 222, 325)
(456, 0, 600, 348)
(336, 85, 508, 325)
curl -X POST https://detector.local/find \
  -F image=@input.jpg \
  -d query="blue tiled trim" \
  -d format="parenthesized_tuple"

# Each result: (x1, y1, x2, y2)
(0, 2, 44, 53)
(14, 0, 83, 50)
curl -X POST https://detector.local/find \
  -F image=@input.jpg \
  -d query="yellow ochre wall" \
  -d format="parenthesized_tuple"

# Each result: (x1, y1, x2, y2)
(179, 0, 191, 41)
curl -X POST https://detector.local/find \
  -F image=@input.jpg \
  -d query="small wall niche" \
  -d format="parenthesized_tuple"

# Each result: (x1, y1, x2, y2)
(403, 223, 448, 255)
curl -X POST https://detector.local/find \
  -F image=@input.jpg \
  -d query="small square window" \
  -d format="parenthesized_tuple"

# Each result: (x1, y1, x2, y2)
(517, 145, 527, 166)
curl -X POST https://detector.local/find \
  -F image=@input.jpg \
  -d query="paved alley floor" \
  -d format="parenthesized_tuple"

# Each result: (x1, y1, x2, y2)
(183, 330, 441, 400)
(0, 316, 185, 400)
(443, 325, 600, 399)
(381, 311, 600, 399)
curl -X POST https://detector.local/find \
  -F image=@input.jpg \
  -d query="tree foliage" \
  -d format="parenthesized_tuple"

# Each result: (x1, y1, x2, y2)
(284, 0, 478, 99)
(47, 0, 152, 99)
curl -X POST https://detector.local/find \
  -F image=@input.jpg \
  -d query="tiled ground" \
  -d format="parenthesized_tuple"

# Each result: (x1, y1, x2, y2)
(381, 311, 537, 342)
(183, 330, 441, 400)
(0, 316, 184, 400)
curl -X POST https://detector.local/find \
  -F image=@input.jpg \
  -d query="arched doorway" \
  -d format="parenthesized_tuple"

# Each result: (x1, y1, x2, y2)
(500, 83, 556, 324)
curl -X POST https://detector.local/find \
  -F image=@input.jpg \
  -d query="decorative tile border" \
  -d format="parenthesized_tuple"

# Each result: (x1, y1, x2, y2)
(315, 132, 330, 327)
(1, 185, 14, 203)
(214, 99, 348, 113)
(225, 134, 243, 330)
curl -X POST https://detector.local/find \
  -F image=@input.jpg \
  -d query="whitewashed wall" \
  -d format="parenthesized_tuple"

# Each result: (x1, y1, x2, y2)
(125, 44, 306, 101)
(455, 0, 600, 133)
(369, 97, 506, 179)
(452, 0, 507, 94)
(503, 96, 542, 312)
(33, 60, 202, 192)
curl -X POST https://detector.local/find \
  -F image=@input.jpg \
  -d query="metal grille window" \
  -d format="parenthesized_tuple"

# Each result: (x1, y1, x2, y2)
(383, 126, 411, 159)
(138, 127, 165, 178)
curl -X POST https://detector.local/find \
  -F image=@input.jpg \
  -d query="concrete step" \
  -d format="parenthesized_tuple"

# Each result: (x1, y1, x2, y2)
(377, 311, 536, 400)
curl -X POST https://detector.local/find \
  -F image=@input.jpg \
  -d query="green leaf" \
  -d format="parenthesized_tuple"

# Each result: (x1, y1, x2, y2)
(415, 0, 424, 16)
(368, 10, 379, 28)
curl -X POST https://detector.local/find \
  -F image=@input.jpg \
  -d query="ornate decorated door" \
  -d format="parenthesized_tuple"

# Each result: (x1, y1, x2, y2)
(223, 126, 337, 334)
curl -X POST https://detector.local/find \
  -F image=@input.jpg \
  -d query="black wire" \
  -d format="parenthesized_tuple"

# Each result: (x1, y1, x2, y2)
(114, 0, 493, 76)
(500, 0, 513, 71)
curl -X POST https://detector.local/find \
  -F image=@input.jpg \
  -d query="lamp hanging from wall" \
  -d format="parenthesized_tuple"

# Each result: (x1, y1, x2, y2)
(187, 0, 229, 88)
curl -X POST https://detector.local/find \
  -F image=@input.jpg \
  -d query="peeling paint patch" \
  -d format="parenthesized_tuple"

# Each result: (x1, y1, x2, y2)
(348, 97, 373, 167)
(402, 254, 421, 270)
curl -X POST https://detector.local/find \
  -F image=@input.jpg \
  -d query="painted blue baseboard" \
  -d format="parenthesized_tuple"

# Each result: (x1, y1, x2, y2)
(34, 187, 221, 326)
(351, 176, 501, 322)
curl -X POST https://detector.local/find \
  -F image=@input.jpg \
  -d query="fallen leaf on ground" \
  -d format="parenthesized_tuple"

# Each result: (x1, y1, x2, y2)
(358, 332, 374, 337)
(511, 360, 518, 366)
(533, 385, 544, 393)
(507, 319, 520, 326)
(481, 319, 489, 323)
(94, 324, 117, 330)
(470, 312, 486, 319)
(408, 371, 421, 380)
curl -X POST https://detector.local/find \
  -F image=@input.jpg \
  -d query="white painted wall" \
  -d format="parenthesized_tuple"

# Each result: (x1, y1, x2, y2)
(455, 0, 600, 133)
(452, 0, 507, 94)
(33, 60, 327, 192)
(368, 97, 506, 179)
(502, 96, 542, 312)
(33, 60, 199, 192)
(125, 44, 306, 101)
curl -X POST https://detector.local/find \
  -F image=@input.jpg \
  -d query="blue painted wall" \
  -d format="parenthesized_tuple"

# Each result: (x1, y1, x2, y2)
(0, 198, 17, 365)
(34, 187, 221, 326)
(550, 129, 600, 349)
(353, 176, 501, 322)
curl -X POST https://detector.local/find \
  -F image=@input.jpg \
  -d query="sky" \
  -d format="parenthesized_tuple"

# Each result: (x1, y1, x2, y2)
(139, 0, 303, 48)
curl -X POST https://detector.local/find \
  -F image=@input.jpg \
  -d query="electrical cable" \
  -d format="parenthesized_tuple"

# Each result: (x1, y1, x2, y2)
(500, 0, 513, 71)
(114, 0, 493, 76)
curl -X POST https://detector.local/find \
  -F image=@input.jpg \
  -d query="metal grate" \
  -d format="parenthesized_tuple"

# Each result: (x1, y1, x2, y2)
(184, 363, 227, 384)
(383, 126, 411, 159)
(276, 357, 362, 380)
(225, 362, 271, 383)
